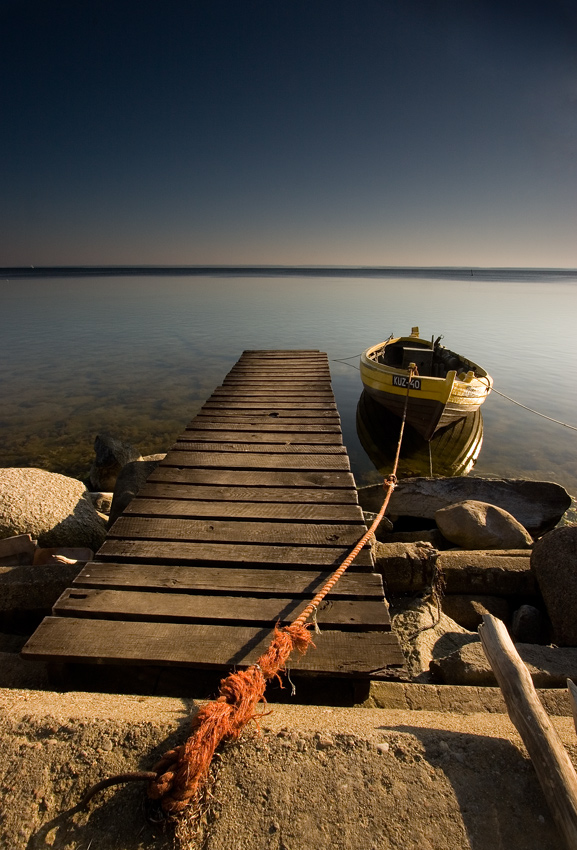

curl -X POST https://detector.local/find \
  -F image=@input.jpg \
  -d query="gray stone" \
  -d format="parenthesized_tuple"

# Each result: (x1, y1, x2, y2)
(0, 561, 80, 616)
(435, 500, 533, 549)
(0, 468, 107, 550)
(441, 595, 510, 631)
(89, 433, 142, 491)
(378, 529, 446, 547)
(531, 526, 577, 646)
(510, 604, 548, 644)
(108, 455, 166, 526)
(357, 477, 571, 536)
(437, 550, 536, 596)
(373, 544, 536, 596)
(372, 542, 438, 593)
(88, 492, 113, 514)
(390, 596, 477, 681)
(0, 534, 36, 566)
(430, 641, 577, 687)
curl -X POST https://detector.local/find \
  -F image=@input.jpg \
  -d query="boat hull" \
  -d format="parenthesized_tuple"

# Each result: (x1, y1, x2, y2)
(360, 336, 492, 441)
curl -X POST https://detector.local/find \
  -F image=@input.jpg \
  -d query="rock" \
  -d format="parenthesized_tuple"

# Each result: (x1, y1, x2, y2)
(435, 500, 533, 549)
(0, 561, 80, 620)
(88, 492, 113, 514)
(441, 595, 510, 631)
(0, 468, 107, 551)
(372, 542, 438, 593)
(390, 596, 478, 681)
(0, 534, 36, 566)
(88, 433, 142, 491)
(357, 477, 571, 536)
(437, 550, 536, 596)
(373, 544, 536, 596)
(108, 454, 166, 526)
(378, 529, 447, 547)
(430, 641, 577, 687)
(531, 526, 577, 645)
(362, 511, 393, 536)
(510, 604, 548, 644)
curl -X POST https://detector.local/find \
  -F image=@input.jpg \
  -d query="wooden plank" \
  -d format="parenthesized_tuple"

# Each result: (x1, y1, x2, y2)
(138, 482, 359, 504)
(222, 380, 333, 389)
(194, 412, 341, 423)
(124, 498, 365, 523)
(184, 421, 342, 433)
(201, 401, 337, 410)
(74, 562, 385, 597)
(195, 415, 341, 425)
(108, 517, 366, 547)
(53, 588, 391, 630)
(162, 450, 350, 471)
(179, 429, 343, 444)
(147, 467, 357, 489)
(211, 393, 336, 402)
(21, 617, 405, 674)
(97, 539, 374, 567)
(213, 386, 335, 396)
(172, 441, 347, 455)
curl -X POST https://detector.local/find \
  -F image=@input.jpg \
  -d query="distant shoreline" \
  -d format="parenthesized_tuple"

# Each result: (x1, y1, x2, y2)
(2, 265, 577, 281)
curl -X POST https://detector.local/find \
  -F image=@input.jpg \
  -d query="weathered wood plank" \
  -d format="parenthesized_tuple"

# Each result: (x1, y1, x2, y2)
(22, 618, 405, 674)
(172, 441, 346, 455)
(162, 450, 350, 471)
(202, 401, 337, 410)
(54, 588, 391, 630)
(222, 380, 333, 389)
(194, 411, 341, 422)
(97, 539, 374, 567)
(179, 429, 343, 444)
(184, 421, 342, 433)
(212, 387, 335, 398)
(147, 467, 357, 489)
(74, 562, 384, 597)
(124, 499, 365, 523)
(138, 482, 359, 504)
(108, 516, 366, 547)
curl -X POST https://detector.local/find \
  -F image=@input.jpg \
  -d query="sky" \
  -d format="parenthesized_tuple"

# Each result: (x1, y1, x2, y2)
(1, 0, 576, 267)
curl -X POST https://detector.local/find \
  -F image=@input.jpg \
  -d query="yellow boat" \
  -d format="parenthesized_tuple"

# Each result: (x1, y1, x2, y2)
(360, 327, 492, 441)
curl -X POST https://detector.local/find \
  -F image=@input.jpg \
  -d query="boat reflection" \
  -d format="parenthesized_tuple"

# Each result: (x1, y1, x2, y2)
(356, 390, 483, 478)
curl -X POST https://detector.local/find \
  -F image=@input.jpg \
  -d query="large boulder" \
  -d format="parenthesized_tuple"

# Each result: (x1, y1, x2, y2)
(435, 500, 533, 549)
(357, 477, 571, 536)
(0, 468, 106, 550)
(89, 433, 142, 491)
(108, 454, 165, 526)
(531, 526, 577, 645)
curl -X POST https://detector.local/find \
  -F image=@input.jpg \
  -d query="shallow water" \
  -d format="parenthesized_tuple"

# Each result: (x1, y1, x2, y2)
(1, 269, 576, 493)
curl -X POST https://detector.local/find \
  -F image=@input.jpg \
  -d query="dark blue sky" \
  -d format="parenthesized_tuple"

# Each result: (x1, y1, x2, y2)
(2, 0, 576, 266)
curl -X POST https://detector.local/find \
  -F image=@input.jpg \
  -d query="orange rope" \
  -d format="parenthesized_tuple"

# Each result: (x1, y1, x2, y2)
(145, 366, 416, 815)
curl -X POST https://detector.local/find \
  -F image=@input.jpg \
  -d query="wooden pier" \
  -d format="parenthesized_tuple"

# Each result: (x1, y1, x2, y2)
(22, 351, 404, 684)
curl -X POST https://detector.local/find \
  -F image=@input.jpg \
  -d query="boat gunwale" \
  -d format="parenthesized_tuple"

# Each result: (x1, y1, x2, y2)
(361, 337, 492, 390)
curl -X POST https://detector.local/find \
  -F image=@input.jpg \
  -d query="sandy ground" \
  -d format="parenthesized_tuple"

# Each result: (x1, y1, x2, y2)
(1, 687, 575, 850)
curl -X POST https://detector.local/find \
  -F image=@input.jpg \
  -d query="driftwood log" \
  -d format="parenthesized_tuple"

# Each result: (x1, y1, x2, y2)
(479, 614, 577, 849)
(567, 679, 577, 739)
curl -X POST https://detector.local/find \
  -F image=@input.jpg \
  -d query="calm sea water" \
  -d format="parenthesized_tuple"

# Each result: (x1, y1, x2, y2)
(1, 269, 577, 494)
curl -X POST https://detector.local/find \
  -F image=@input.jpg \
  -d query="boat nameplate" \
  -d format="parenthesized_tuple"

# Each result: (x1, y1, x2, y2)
(392, 375, 421, 390)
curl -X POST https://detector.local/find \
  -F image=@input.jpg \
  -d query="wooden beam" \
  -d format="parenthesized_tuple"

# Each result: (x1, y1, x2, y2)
(479, 614, 577, 849)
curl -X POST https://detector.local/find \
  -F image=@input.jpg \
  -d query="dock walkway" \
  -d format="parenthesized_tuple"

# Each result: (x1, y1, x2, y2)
(22, 351, 404, 680)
